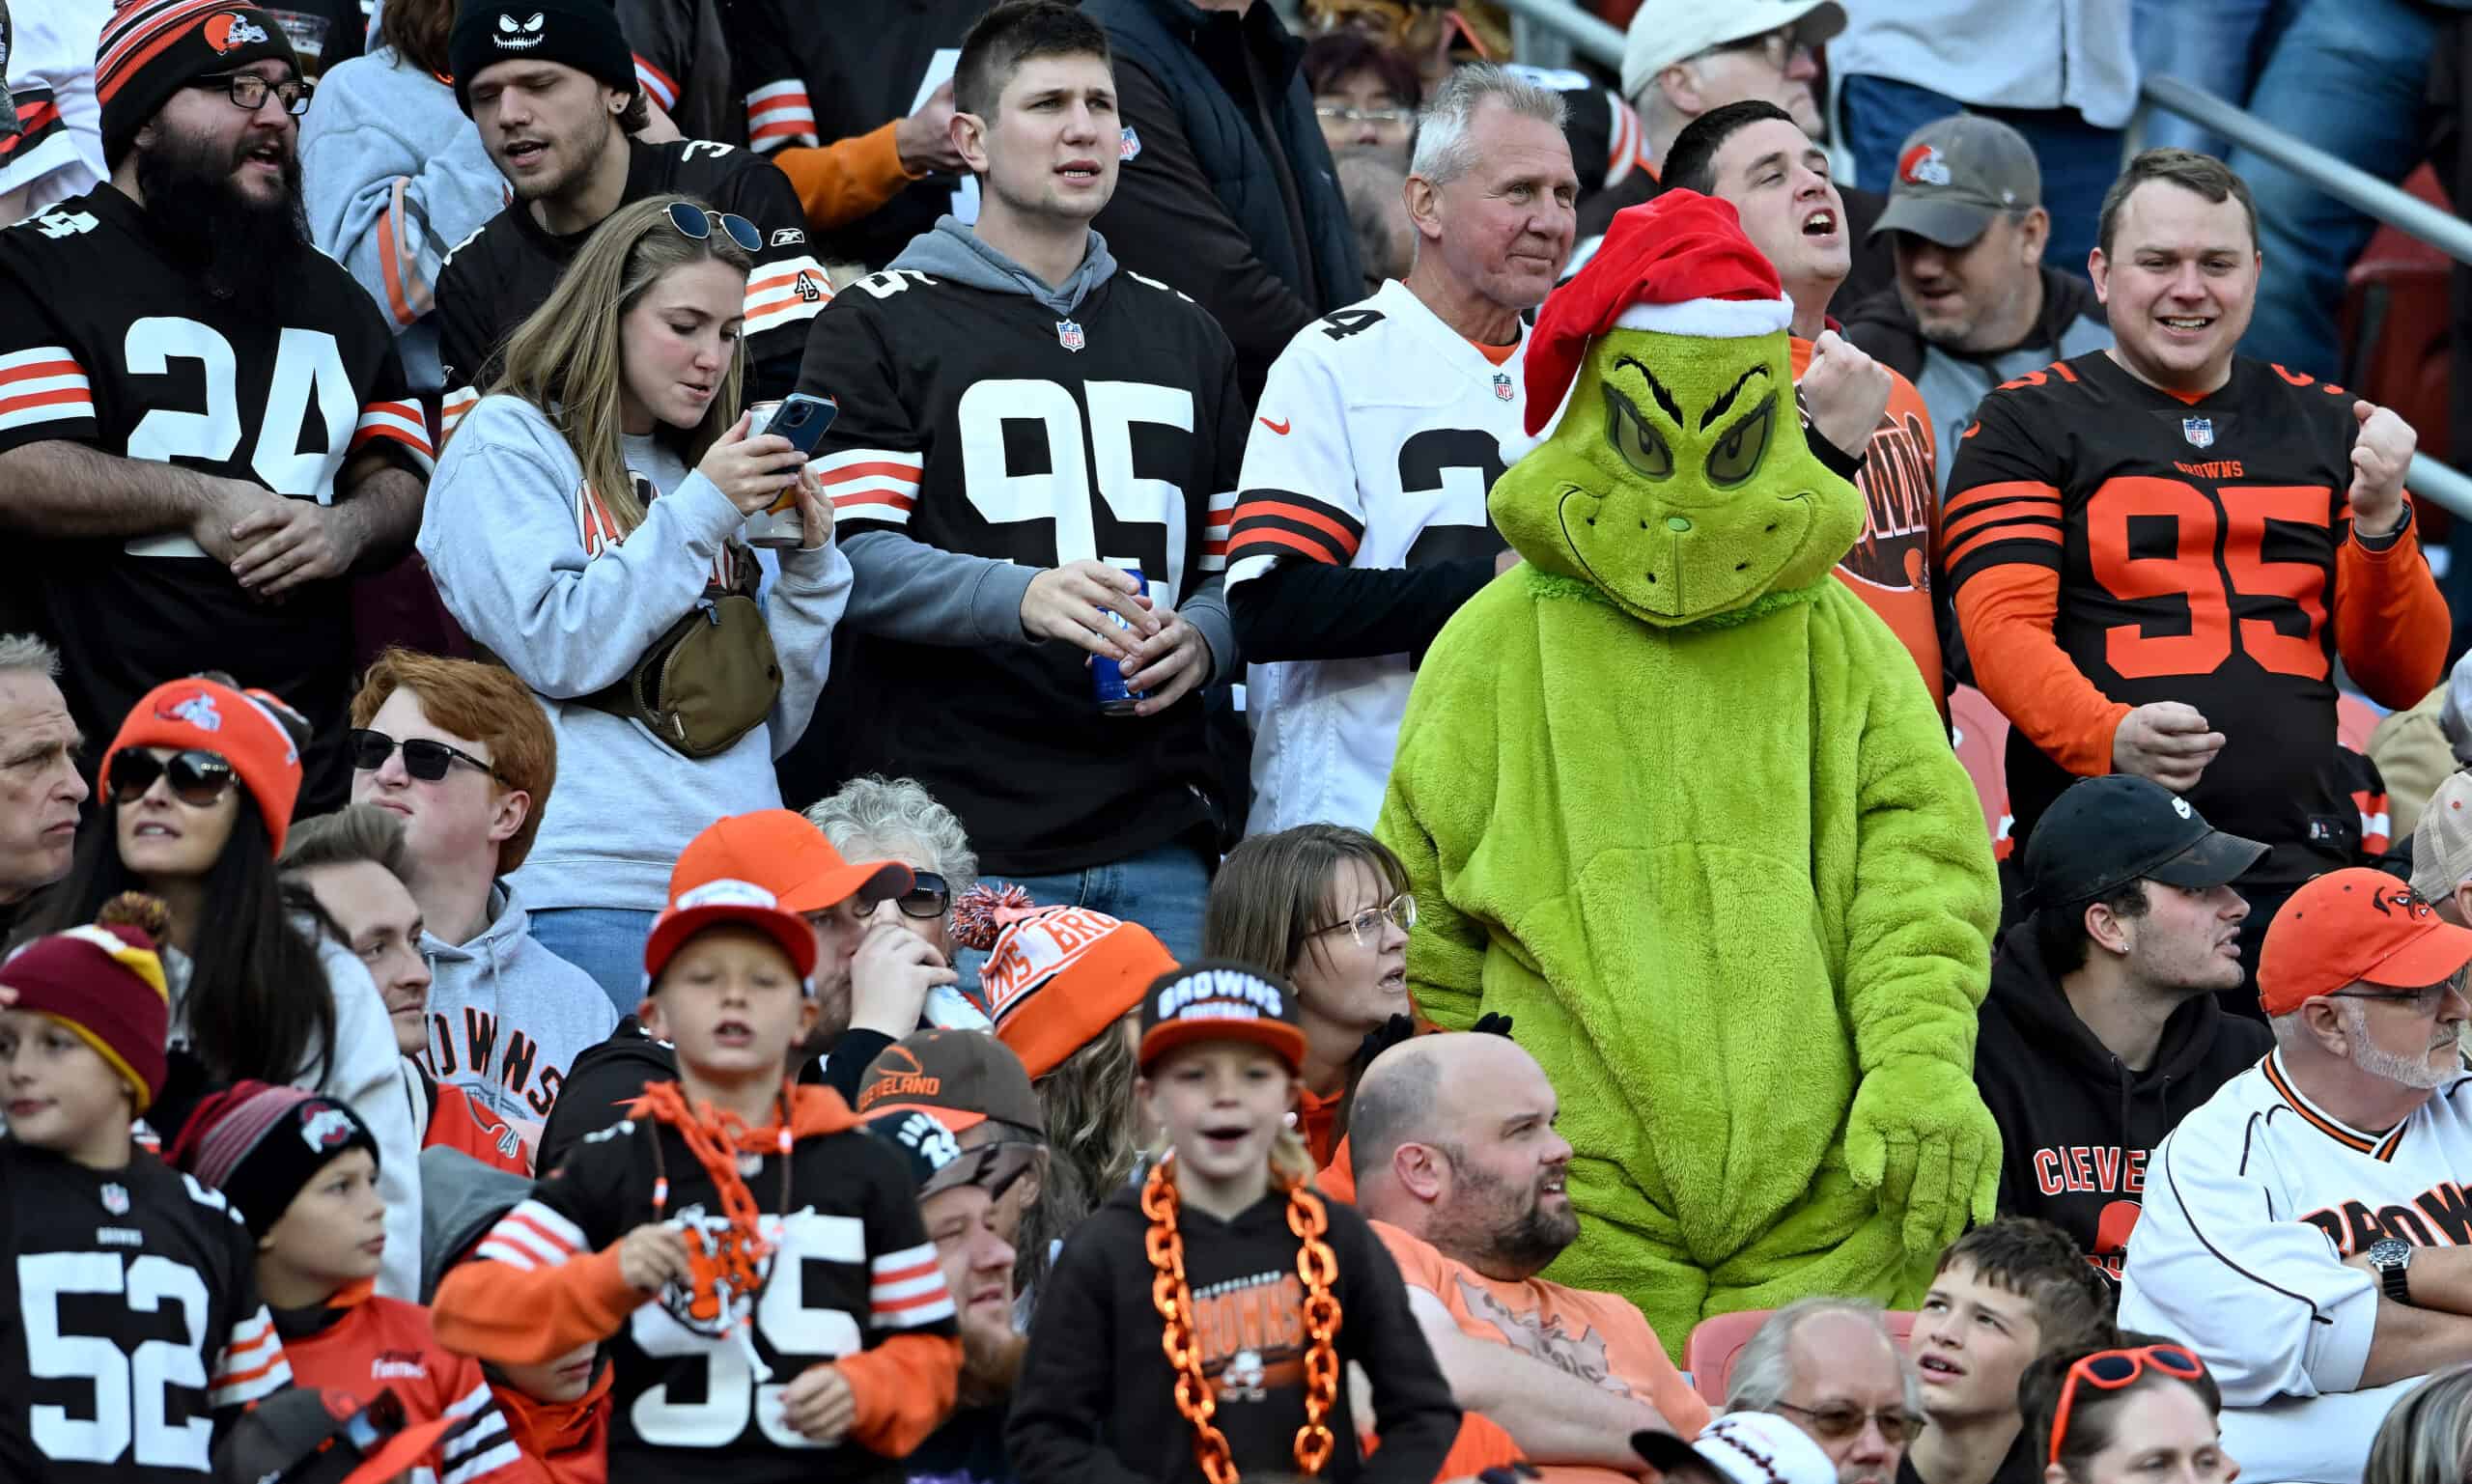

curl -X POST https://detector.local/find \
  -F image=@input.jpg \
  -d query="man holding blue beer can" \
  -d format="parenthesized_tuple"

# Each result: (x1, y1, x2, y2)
(787, 1, 1245, 959)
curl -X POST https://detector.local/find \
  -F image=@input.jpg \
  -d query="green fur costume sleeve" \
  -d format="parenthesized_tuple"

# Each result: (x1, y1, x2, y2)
(1375, 308, 2000, 1357)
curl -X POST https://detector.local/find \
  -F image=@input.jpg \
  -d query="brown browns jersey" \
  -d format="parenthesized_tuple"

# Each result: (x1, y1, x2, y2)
(1944, 350, 2447, 884)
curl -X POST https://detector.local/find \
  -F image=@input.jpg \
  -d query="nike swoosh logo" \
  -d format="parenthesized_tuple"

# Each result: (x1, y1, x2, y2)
(1258, 416, 1291, 435)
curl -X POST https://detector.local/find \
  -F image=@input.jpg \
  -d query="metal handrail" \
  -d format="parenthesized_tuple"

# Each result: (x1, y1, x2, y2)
(1494, 0, 1623, 69)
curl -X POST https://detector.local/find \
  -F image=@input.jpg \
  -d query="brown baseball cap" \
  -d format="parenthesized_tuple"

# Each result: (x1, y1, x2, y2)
(1868, 114, 2042, 247)
(856, 1029, 1044, 1139)
(1138, 962, 1308, 1073)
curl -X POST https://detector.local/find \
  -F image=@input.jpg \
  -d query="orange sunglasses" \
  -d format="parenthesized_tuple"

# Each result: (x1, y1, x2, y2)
(2048, 1344, 2207, 1468)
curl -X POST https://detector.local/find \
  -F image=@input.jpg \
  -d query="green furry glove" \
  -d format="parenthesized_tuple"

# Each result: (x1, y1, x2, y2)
(1844, 1057, 2002, 1257)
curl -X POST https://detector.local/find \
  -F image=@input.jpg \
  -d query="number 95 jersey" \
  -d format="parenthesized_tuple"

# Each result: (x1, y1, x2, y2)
(0, 188, 428, 799)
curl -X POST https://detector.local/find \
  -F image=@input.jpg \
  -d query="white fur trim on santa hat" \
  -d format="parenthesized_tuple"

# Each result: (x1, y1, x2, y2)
(1614, 295, 1794, 338)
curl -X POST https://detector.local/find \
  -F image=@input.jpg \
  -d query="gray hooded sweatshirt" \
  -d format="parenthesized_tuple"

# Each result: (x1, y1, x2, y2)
(418, 882, 617, 1127)
(833, 220, 1235, 675)
(418, 395, 853, 914)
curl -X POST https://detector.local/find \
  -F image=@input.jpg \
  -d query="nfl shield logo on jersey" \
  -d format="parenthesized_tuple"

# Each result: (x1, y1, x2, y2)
(1493, 373, 1514, 402)
(2182, 416, 2214, 449)
(1056, 320, 1086, 352)
(100, 1183, 129, 1216)
(1120, 126, 1141, 161)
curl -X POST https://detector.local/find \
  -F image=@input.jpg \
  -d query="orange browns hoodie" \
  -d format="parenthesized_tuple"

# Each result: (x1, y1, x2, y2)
(492, 1359, 614, 1484)
(273, 1278, 537, 1483)
(770, 122, 921, 233)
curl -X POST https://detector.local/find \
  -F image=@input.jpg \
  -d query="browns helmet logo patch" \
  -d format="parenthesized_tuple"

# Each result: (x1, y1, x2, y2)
(1897, 143, 1951, 186)
(159, 690, 222, 731)
(203, 13, 271, 52)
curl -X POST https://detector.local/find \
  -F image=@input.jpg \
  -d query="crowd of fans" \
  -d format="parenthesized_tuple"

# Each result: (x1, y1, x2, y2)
(3, 0, 2472, 1480)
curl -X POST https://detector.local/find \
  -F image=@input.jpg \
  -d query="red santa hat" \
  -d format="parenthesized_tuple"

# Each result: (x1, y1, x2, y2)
(1524, 190, 1794, 435)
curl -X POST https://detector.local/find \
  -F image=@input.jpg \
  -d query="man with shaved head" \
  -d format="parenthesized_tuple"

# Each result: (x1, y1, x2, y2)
(1350, 1033, 1712, 1474)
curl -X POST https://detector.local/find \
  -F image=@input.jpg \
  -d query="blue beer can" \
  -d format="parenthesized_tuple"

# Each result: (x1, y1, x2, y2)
(1092, 564, 1148, 715)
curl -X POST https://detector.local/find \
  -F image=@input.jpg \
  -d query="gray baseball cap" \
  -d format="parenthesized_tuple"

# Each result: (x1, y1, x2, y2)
(1868, 114, 2042, 247)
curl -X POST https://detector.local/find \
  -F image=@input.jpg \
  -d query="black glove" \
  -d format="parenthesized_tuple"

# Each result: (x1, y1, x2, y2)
(1351, 1013, 1419, 1076)
(1473, 1011, 1515, 1040)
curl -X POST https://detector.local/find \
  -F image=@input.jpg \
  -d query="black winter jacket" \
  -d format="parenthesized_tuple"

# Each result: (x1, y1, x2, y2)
(1977, 929, 2271, 1276)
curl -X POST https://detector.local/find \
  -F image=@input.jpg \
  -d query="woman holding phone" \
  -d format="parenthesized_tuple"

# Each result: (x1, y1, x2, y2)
(419, 193, 846, 1007)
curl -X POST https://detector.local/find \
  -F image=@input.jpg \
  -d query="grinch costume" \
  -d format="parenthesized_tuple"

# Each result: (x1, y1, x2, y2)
(1375, 193, 2002, 1354)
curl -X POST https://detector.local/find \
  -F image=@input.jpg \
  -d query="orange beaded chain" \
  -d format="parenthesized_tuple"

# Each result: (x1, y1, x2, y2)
(1142, 1158, 1344, 1484)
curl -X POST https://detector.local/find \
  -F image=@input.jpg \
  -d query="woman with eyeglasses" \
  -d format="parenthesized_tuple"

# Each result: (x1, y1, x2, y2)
(1201, 823, 1415, 1169)
(17, 674, 425, 1299)
(1304, 33, 1422, 172)
(419, 192, 846, 1011)
(2021, 1331, 2237, 1484)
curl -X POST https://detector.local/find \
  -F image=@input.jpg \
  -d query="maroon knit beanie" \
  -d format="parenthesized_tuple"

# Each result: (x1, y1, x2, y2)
(0, 894, 174, 1111)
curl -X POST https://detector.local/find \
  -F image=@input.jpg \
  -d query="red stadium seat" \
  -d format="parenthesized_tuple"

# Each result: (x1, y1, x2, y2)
(1685, 1308, 1918, 1407)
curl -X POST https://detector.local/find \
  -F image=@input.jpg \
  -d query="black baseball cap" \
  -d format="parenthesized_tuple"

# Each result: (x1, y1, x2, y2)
(1138, 961, 1307, 1073)
(2022, 775, 2268, 910)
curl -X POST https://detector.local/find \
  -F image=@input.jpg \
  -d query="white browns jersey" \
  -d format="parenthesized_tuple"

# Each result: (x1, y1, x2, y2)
(2118, 1050, 2472, 1484)
(1228, 279, 1528, 836)
(0, 0, 109, 223)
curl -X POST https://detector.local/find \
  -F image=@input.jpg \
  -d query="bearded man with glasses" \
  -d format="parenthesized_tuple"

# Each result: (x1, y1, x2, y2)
(2120, 867, 2472, 1484)
(0, 0, 429, 816)
(346, 650, 615, 1130)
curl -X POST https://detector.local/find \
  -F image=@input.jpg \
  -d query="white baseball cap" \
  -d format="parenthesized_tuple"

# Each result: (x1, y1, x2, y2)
(1633, 1412, 1843, 1484)
(1620, 0, 1846, 106)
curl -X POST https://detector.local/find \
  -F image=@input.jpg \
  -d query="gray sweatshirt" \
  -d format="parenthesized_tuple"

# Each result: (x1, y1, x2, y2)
(835, 220, 1235, 677)
(297, 44, 506, 393)
(418, 882, 617, 1127)
(163, 931, 422, 1302)
(417, 394, 853, 914)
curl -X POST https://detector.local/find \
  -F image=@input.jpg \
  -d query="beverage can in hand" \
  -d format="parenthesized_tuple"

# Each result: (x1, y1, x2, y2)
(1092, 563, 1148, 715)
(741, 400, 808, 549)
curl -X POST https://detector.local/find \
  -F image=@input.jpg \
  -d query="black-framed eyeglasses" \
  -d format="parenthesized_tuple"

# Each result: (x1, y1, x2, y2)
(666, 201, 763, 255)
(1700, 26, 1807, 70)
(1314, 103, 1414, 128)
(2328, 977, 2467, 1014)
(894, 871, 951, 920)
(349, 727, 503, 784)
(107, 748, 238, 807)
(190, 71, 313, 116)
(1308, 891, 1417, 948)
(1772, 1399, 1927, 1445)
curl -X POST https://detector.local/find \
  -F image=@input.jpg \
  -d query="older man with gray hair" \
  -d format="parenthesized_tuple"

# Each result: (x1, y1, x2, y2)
(1226, 63, 1577, 836)
(0, 633, 86, 938)
(1725, 1299, 1923, 1484)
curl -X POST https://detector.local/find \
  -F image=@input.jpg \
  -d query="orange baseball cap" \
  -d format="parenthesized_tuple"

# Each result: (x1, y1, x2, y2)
(668, 809, 912, 914)
(642, 878, 819, 988)
(1138, 962, 1308, 1073)
(2258, 868, 2472, 1015)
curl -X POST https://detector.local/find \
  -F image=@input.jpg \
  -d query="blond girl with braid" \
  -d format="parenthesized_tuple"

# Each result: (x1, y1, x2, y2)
(1007, 962, 1461, 1484)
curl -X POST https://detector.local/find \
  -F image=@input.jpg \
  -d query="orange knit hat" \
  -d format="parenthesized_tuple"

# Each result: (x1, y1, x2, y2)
(955, 884, 1178, 1078)
(100, 677, 305, 854)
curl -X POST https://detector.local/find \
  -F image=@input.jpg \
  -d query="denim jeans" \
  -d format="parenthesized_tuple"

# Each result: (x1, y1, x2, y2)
(2132, 0, 2298, 156)
(957, 838, 1215, 988)
(529, 907, 662, 1016)
(2230, 0, 2439, 380)
(1840, 73, 2124, 277)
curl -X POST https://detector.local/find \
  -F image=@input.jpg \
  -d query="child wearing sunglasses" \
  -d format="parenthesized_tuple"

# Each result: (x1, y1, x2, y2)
(420, 192, 850, 1013)
(2020, 1331, 2235, 1484)
(20, 676, 426, 1301)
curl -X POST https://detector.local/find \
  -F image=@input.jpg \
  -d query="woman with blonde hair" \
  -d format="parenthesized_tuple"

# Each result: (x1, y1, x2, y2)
(419, 193, 846, 1007)
(2368, 1365, 2472, 1484)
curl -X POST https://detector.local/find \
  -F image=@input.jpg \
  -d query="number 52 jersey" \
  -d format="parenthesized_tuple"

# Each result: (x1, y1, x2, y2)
(0, 1145, 292, 1482)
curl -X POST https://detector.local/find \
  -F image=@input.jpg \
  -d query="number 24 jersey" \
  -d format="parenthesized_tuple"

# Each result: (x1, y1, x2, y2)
(0, 1145, 291, 1482)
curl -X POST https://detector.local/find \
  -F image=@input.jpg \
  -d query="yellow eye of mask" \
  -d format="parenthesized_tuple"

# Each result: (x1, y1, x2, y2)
(1705, 395, 1775, 488)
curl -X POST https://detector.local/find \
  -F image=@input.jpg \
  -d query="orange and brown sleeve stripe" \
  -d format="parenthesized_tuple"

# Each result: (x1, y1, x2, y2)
(1226, 489, 1366, 568)
(1942, 480, 2065, 580)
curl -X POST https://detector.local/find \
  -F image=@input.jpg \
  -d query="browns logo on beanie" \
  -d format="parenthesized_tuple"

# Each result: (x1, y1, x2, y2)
(449, 0, 638, 116)
(951, 883, 1179, 1078)
(0, 893, 175, 1112)
(101, 676, 306, 854)
(168, 1080, 379, 1239)
(96, 1, 301, 169)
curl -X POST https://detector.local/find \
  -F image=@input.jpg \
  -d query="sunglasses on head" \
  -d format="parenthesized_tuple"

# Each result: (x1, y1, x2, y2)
(2048, 1344, 2206, 1467)
(1773, 1400, 1925, 1446)
(348, 728, 500, 784)
(666, 201, 763, 255)
(108, 748, 237, 807)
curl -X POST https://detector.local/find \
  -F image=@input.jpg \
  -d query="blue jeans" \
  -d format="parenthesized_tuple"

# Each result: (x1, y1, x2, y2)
(1840, 73, 2123, 278)
(2229, 0, 2438, 381)
(2132, 0, 2298, 156)
(957, 839, 1215, 988)
(529, 907, 661, 1016)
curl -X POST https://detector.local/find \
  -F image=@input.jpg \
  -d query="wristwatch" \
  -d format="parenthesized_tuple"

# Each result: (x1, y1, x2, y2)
(2366, 1237, 2415, 1304)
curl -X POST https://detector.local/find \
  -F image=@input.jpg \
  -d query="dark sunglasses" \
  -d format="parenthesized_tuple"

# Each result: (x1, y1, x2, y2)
(1773, 1399, 1926, 1446)
(2049, 1344, 2206, 1467)
(894, 871, 950, 920)
(349, 728, 501, 783)
(666, 201, 763, 255)
(108, 748, 238, 807)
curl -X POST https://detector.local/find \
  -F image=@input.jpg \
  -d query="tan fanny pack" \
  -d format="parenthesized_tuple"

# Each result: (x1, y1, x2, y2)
(576, 557, 782, 759)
